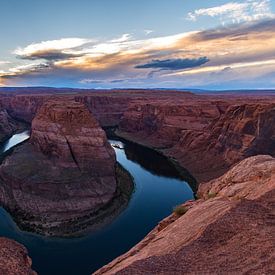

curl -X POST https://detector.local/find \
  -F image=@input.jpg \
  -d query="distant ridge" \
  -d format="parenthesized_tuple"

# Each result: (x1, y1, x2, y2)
(0, 86, 274, 96)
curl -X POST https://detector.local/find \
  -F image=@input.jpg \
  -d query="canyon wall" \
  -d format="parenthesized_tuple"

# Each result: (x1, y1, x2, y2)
(75, 95, 131, 127)
(95, 155, 275, 275)
(117, 98, 275, 182)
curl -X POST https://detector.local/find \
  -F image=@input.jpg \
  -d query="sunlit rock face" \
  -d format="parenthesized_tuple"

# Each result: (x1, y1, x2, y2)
(0, 99, 125, 236)
(95, 155, 275, 275)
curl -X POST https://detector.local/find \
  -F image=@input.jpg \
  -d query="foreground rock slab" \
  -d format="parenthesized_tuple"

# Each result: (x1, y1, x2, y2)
(0, 238, 36, 275)
(94, 155, 275, 274)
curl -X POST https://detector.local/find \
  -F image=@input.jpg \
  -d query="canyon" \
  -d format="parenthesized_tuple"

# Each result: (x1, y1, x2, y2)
(0, 88, 274, 274)
(0, 237, 36, 275)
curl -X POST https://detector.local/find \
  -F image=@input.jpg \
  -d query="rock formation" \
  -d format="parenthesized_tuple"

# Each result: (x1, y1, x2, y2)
(0, 99, 133, 236)
(95, 155, 275, 274)
(0, 238, 36, 275)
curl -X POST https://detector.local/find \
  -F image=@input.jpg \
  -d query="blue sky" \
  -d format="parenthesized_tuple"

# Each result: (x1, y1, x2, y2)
(1, 0, 275, 89)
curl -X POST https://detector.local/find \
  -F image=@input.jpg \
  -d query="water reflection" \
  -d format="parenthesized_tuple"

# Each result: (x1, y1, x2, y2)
(0, 133, 194, 275)
(0, 131, 30, 153)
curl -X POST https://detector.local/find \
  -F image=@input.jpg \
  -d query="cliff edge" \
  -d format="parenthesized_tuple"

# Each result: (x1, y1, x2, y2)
(95, 155, 275, 274)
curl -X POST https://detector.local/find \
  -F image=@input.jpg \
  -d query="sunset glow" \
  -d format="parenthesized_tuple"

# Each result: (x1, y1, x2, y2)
(0, 0, 274, 89)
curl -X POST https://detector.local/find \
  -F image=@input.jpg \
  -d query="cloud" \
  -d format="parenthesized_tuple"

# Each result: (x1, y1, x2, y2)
(187, 0, 274, 24)
(14, 38, 92, 60)
(144, 29, 154, 35)
(79, 79, 103, 84)
(135, 57, 209, 70)
(110, 34, 132, 43)
(0, 61, 11, 65)
(1, 18, 275, 89)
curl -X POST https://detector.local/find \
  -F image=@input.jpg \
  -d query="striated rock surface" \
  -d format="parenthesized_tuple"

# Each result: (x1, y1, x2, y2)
(75, 95, 132, 127)
(0, 100, 133, 236)
(117, 100, 275, 182)
(0, 237, 36, 275)
(95, 155, 275, 275)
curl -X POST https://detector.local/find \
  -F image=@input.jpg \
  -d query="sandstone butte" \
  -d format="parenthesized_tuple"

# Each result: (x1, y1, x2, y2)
(0, 88, 274, 273)
(0, 99, 134, 237)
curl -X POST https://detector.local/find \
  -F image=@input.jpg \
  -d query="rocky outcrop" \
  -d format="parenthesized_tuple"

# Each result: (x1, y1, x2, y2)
(0, 237, 36, 275)
(95, 155, 275, 274)
(0, 99, 133, 236)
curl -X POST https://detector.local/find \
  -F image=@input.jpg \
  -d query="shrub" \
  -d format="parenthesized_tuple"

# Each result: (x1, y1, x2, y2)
(173, 205, 188, 216)
(207, 191, 217, 199)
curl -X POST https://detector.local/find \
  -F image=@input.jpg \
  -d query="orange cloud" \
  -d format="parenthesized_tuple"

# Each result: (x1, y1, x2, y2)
(1, 19, 275, 88)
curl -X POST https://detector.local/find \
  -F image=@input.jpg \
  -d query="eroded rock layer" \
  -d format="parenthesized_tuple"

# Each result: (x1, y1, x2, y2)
(95, 155, 275, 275)
(0, 100, 131, 236)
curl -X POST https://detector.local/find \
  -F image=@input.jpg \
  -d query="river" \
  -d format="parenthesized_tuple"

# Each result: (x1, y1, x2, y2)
(0, 132, 194, 274)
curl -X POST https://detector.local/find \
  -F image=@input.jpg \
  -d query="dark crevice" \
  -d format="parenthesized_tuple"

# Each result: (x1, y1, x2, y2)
(65, 137, 81, 171)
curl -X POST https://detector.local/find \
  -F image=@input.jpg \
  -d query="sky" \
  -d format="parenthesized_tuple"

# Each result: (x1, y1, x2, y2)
(0, 0, 275, 89)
